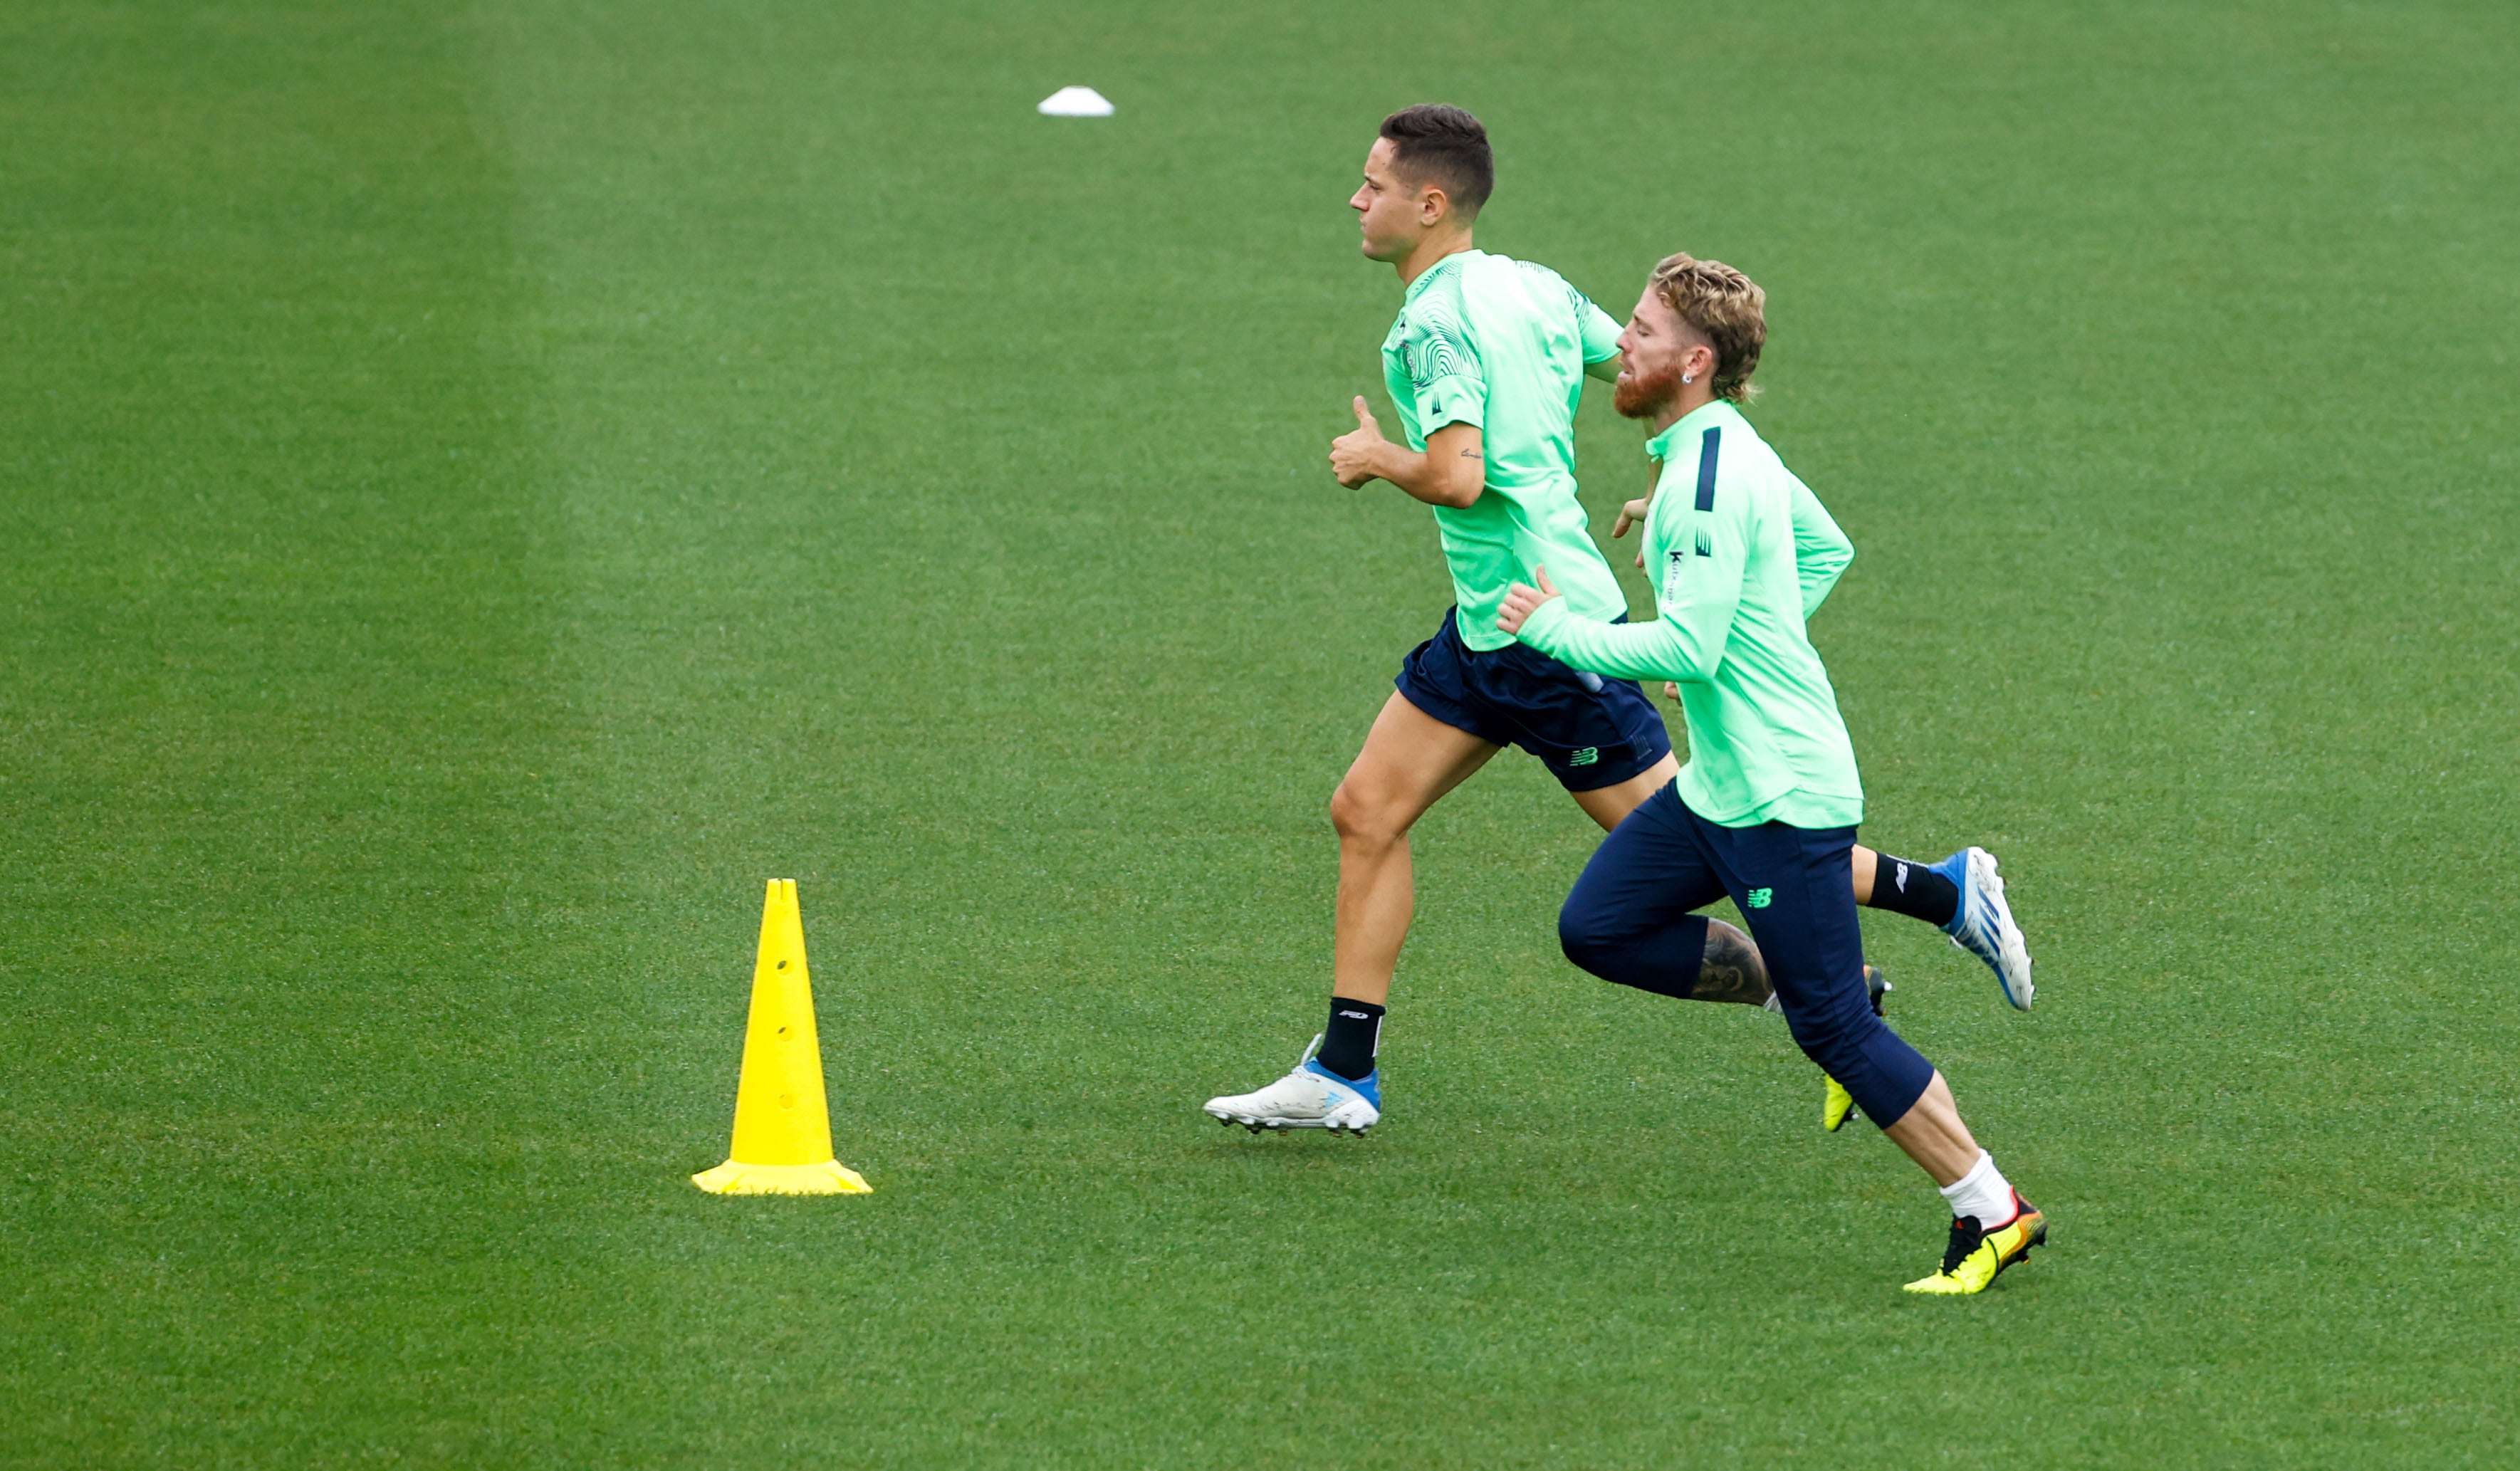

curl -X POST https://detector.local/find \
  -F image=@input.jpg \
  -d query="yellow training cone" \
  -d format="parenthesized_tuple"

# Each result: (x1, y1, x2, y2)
(692, 879, 872, 1195)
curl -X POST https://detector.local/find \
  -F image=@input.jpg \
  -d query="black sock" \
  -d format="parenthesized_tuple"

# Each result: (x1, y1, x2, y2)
(1865, 854, 1960, 928)
(1318, 998, 1384, 1081)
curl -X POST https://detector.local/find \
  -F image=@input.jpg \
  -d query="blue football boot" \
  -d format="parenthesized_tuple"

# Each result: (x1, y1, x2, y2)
(1931, 847, 2034, 1010)
(1203, 1036, 1380, 1134)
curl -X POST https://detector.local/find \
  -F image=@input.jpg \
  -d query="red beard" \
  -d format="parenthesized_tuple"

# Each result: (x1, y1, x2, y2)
(1614, 359, 1683, 419)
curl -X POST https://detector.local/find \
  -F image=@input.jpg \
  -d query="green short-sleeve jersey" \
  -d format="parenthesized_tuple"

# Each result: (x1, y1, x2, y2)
(1381, 250, 1627, 652)
(1515, 400, 1864, 829)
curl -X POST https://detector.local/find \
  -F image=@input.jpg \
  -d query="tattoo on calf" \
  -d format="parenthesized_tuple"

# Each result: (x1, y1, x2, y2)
(1694, 921, 1773, 1006)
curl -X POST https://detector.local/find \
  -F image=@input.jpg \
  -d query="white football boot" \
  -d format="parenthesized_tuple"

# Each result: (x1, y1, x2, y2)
(1931, 846, 2034, 1010)
(1203, 1036, 1381, 1135)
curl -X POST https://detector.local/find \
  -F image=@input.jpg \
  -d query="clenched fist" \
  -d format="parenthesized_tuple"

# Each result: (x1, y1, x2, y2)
(1329, 397, 1389, 488)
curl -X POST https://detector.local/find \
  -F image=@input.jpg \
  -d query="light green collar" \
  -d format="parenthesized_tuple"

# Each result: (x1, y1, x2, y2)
(1402, 248, 1478, 303)
(1643, 397, 1743, 461)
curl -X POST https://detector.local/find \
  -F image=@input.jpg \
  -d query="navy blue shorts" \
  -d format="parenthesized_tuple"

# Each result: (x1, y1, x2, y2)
(1557, 783, 1937, 1129)
(1395, 607, 1673, 792)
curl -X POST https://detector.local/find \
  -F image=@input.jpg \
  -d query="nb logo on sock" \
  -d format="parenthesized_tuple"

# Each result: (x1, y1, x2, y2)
(1746, 888, 1773, 909)
(1337, 1010, 1371, 1021)
(1893, 862, 1909, 892)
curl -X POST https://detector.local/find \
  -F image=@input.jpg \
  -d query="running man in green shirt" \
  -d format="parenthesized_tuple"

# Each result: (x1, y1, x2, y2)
(1502, 254, 2046, 1294)
(1203, 106, 2030, 1140)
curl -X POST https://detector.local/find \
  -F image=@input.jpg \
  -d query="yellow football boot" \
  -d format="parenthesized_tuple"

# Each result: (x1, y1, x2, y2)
(1822, 1074, 1857, 1132)
(1903, 1195, 2047, 1294)
(1821, 966, 1890, 1133)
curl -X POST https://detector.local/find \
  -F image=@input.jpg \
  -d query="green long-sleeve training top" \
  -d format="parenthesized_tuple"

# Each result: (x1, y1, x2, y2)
(1515, 399, 1866, 830)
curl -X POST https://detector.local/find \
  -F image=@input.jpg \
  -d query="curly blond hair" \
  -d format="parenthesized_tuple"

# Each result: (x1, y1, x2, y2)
(1648, 253, 1766, 404)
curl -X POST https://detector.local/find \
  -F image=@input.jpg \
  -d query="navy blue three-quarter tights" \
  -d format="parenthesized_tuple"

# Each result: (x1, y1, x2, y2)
(1559, 782, 1936, 1129)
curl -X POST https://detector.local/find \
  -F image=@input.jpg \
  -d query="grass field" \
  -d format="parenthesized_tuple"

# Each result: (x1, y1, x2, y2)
(5, 1, 2518, 1465)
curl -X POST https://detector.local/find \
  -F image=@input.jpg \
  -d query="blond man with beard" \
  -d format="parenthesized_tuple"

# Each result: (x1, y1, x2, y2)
(1502, 256, 2048, 1292)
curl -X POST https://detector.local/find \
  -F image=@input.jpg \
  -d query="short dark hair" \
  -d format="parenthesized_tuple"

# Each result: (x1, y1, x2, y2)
(1379, 104, 1493, 219)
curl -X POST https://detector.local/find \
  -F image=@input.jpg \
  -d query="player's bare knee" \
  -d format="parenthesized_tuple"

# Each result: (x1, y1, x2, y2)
(1329, 778, 1408, 847)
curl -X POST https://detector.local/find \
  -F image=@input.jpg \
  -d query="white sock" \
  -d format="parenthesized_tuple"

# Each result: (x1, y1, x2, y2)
(1762, 993, 1784, 1013)
(1938, 1150, 2017, 1225)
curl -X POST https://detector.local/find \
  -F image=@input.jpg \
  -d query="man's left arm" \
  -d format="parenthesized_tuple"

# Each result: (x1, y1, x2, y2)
(1500, 491, 1750, 683)
(1329, 399, 1485, 509)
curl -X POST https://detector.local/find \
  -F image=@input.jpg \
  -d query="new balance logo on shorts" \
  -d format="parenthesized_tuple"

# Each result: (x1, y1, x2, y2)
(1567, 748, 1599, 767)
(1746, 888, 1774, 909)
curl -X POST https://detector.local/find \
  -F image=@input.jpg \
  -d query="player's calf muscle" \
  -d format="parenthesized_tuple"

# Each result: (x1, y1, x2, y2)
(1692, 919, 1772, 1006)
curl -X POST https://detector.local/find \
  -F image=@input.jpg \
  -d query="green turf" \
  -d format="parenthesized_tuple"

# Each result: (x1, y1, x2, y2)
(5, 0, 2517, 1464)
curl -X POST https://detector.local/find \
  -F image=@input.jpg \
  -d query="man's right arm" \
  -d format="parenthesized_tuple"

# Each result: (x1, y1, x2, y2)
(1789, 474, 1855, 617)
(1579, 299, 1624, 382)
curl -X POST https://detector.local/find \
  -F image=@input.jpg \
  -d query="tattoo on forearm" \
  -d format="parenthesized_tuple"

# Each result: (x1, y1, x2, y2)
(1460, 448, 1482, 459)
(1693, 922, 1773, 1006)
